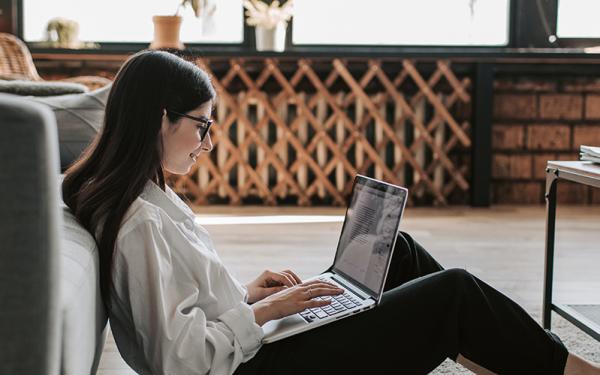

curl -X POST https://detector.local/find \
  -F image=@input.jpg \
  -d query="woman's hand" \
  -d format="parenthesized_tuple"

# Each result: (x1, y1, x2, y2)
(251, 280, 344, 326)
(245, 269, 302, 304)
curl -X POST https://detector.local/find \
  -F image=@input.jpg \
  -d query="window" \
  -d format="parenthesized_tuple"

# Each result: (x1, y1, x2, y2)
(22, 0, 243, 44)
(292, 0, 509, 46)
(557, 0, 600, 38)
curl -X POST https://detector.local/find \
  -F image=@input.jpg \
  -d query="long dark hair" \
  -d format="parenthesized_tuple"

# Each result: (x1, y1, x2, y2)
(62, 50, 216, 309)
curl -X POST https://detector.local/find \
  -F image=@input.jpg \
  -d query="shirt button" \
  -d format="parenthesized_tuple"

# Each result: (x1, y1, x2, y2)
(184, 219, 194, 231)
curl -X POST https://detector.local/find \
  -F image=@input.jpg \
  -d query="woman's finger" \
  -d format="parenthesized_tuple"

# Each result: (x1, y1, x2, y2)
(298, 284, 343, 301)
(279, 271, 299, 286)
(301, 281, 342, 291)
(283, 269, 302, 284)
(301, 279, 338, 288)
(268, 271, 294, 287)
(306, 286, 344, 298)
(314, 283, 343, 291)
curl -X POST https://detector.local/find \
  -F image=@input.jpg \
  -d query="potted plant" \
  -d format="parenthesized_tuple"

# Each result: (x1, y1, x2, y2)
(243, 0, 294, 52)
(150, 0, 204, 50)
(45, 18, 80, 48)
(41, 18, 99, 49)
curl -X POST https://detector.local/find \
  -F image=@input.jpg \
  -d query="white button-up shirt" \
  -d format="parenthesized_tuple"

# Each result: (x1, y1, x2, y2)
(108, 180, 264, 375)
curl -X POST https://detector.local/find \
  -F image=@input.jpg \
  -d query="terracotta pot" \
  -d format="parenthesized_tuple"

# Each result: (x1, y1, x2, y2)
(150, 15, 184, 50)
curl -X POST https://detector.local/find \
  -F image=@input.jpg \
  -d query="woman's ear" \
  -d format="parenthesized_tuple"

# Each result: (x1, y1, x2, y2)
(160, 109, 170, 136)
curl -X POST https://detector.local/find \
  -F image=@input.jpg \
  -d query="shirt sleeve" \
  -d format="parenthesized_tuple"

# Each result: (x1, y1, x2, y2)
(114, 220, 264, 375)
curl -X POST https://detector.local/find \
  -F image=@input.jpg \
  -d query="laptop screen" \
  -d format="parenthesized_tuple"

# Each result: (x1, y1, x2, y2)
(332, 175, 407, 300)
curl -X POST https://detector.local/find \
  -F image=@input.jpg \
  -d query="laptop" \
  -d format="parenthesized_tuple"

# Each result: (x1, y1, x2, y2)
(262, 175, 408, 343)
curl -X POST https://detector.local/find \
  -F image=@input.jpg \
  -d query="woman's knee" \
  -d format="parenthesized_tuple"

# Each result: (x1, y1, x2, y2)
(395, 231, 418, 258)
(398, 231, 414, 246)
(438, 268, 474, 291)
(443, 267, 471, 279)
(397, 231, 433, 261)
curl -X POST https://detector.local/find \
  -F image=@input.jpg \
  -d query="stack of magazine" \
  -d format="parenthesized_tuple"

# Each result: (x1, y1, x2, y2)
(580, 145, 600, 164)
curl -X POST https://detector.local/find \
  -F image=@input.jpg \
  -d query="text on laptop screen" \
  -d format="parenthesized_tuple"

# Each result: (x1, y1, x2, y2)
(332, 178, 406, 296)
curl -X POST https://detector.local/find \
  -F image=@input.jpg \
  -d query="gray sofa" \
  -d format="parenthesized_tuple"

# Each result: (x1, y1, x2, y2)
(0, 93, 108, 374)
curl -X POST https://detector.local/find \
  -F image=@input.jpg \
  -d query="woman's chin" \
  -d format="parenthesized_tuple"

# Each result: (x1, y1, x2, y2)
(180, 165, 193, 175)
(164, 164, 193, 175)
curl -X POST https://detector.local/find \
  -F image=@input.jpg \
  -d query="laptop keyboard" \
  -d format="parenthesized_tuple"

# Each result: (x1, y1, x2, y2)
(299, 277, 362, 323)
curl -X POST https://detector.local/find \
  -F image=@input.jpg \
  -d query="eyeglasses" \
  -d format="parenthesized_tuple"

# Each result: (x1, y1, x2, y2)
(167, 109, 214, 141)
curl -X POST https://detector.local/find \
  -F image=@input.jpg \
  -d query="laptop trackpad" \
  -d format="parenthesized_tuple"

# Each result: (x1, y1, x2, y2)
(262, 314, 307, 343)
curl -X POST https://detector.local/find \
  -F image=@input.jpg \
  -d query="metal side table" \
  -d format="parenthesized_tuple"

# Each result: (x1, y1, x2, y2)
(543, 161, 600, 341)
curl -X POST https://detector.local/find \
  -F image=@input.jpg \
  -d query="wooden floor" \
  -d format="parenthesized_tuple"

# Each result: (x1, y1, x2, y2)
(98, 205, 600, 374)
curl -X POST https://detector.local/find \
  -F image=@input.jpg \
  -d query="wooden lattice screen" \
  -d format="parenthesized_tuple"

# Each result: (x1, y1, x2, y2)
(167, 57, 472, 206)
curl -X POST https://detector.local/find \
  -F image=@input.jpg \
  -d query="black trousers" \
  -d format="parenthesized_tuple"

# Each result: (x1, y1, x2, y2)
(235, 232, 569, 375)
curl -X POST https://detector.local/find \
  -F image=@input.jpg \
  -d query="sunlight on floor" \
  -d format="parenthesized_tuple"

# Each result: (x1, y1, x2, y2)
(195, 214, 344, 225)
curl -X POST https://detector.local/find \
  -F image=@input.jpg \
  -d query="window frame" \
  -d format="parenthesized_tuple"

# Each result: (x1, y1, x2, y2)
(510, 0, 600, 48)
(554, 0, 600, 48)
(16, 0, 253, 51)
(14, 0, 597, 53)
(17, 0, 515, 52)
(289, 0, 513, 48)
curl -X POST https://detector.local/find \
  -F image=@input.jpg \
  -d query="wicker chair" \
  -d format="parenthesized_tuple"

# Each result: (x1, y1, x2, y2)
(0, 33, 111, 91)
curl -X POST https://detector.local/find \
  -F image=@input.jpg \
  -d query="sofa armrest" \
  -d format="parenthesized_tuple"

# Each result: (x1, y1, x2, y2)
(0, 93, 62, 374)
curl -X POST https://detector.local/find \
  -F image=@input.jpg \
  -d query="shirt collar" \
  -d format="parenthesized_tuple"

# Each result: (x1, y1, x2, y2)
(140, 180, 196, 224)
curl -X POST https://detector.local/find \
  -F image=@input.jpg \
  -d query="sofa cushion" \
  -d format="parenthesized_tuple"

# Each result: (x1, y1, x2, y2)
(28, 84, 110, 171)
(59, 190, 108, 375)
(0, 79, 88, 96)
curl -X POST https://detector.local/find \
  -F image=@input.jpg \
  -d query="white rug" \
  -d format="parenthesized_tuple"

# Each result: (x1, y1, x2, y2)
(432, 314, 600, 374)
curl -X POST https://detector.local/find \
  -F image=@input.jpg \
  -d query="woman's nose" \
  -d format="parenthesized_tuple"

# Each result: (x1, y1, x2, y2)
(200, 133, 213, 153)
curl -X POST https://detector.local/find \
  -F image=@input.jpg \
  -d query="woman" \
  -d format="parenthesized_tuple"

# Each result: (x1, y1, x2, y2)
(62, 50, 600, 375)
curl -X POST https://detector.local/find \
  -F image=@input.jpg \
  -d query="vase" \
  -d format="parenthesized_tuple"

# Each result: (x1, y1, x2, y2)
(255, 22, 286, 52)
(150, 15, 185, 50)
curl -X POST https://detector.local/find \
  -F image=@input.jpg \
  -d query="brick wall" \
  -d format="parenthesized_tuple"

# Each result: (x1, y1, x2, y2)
(492, 76, 600, 204)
